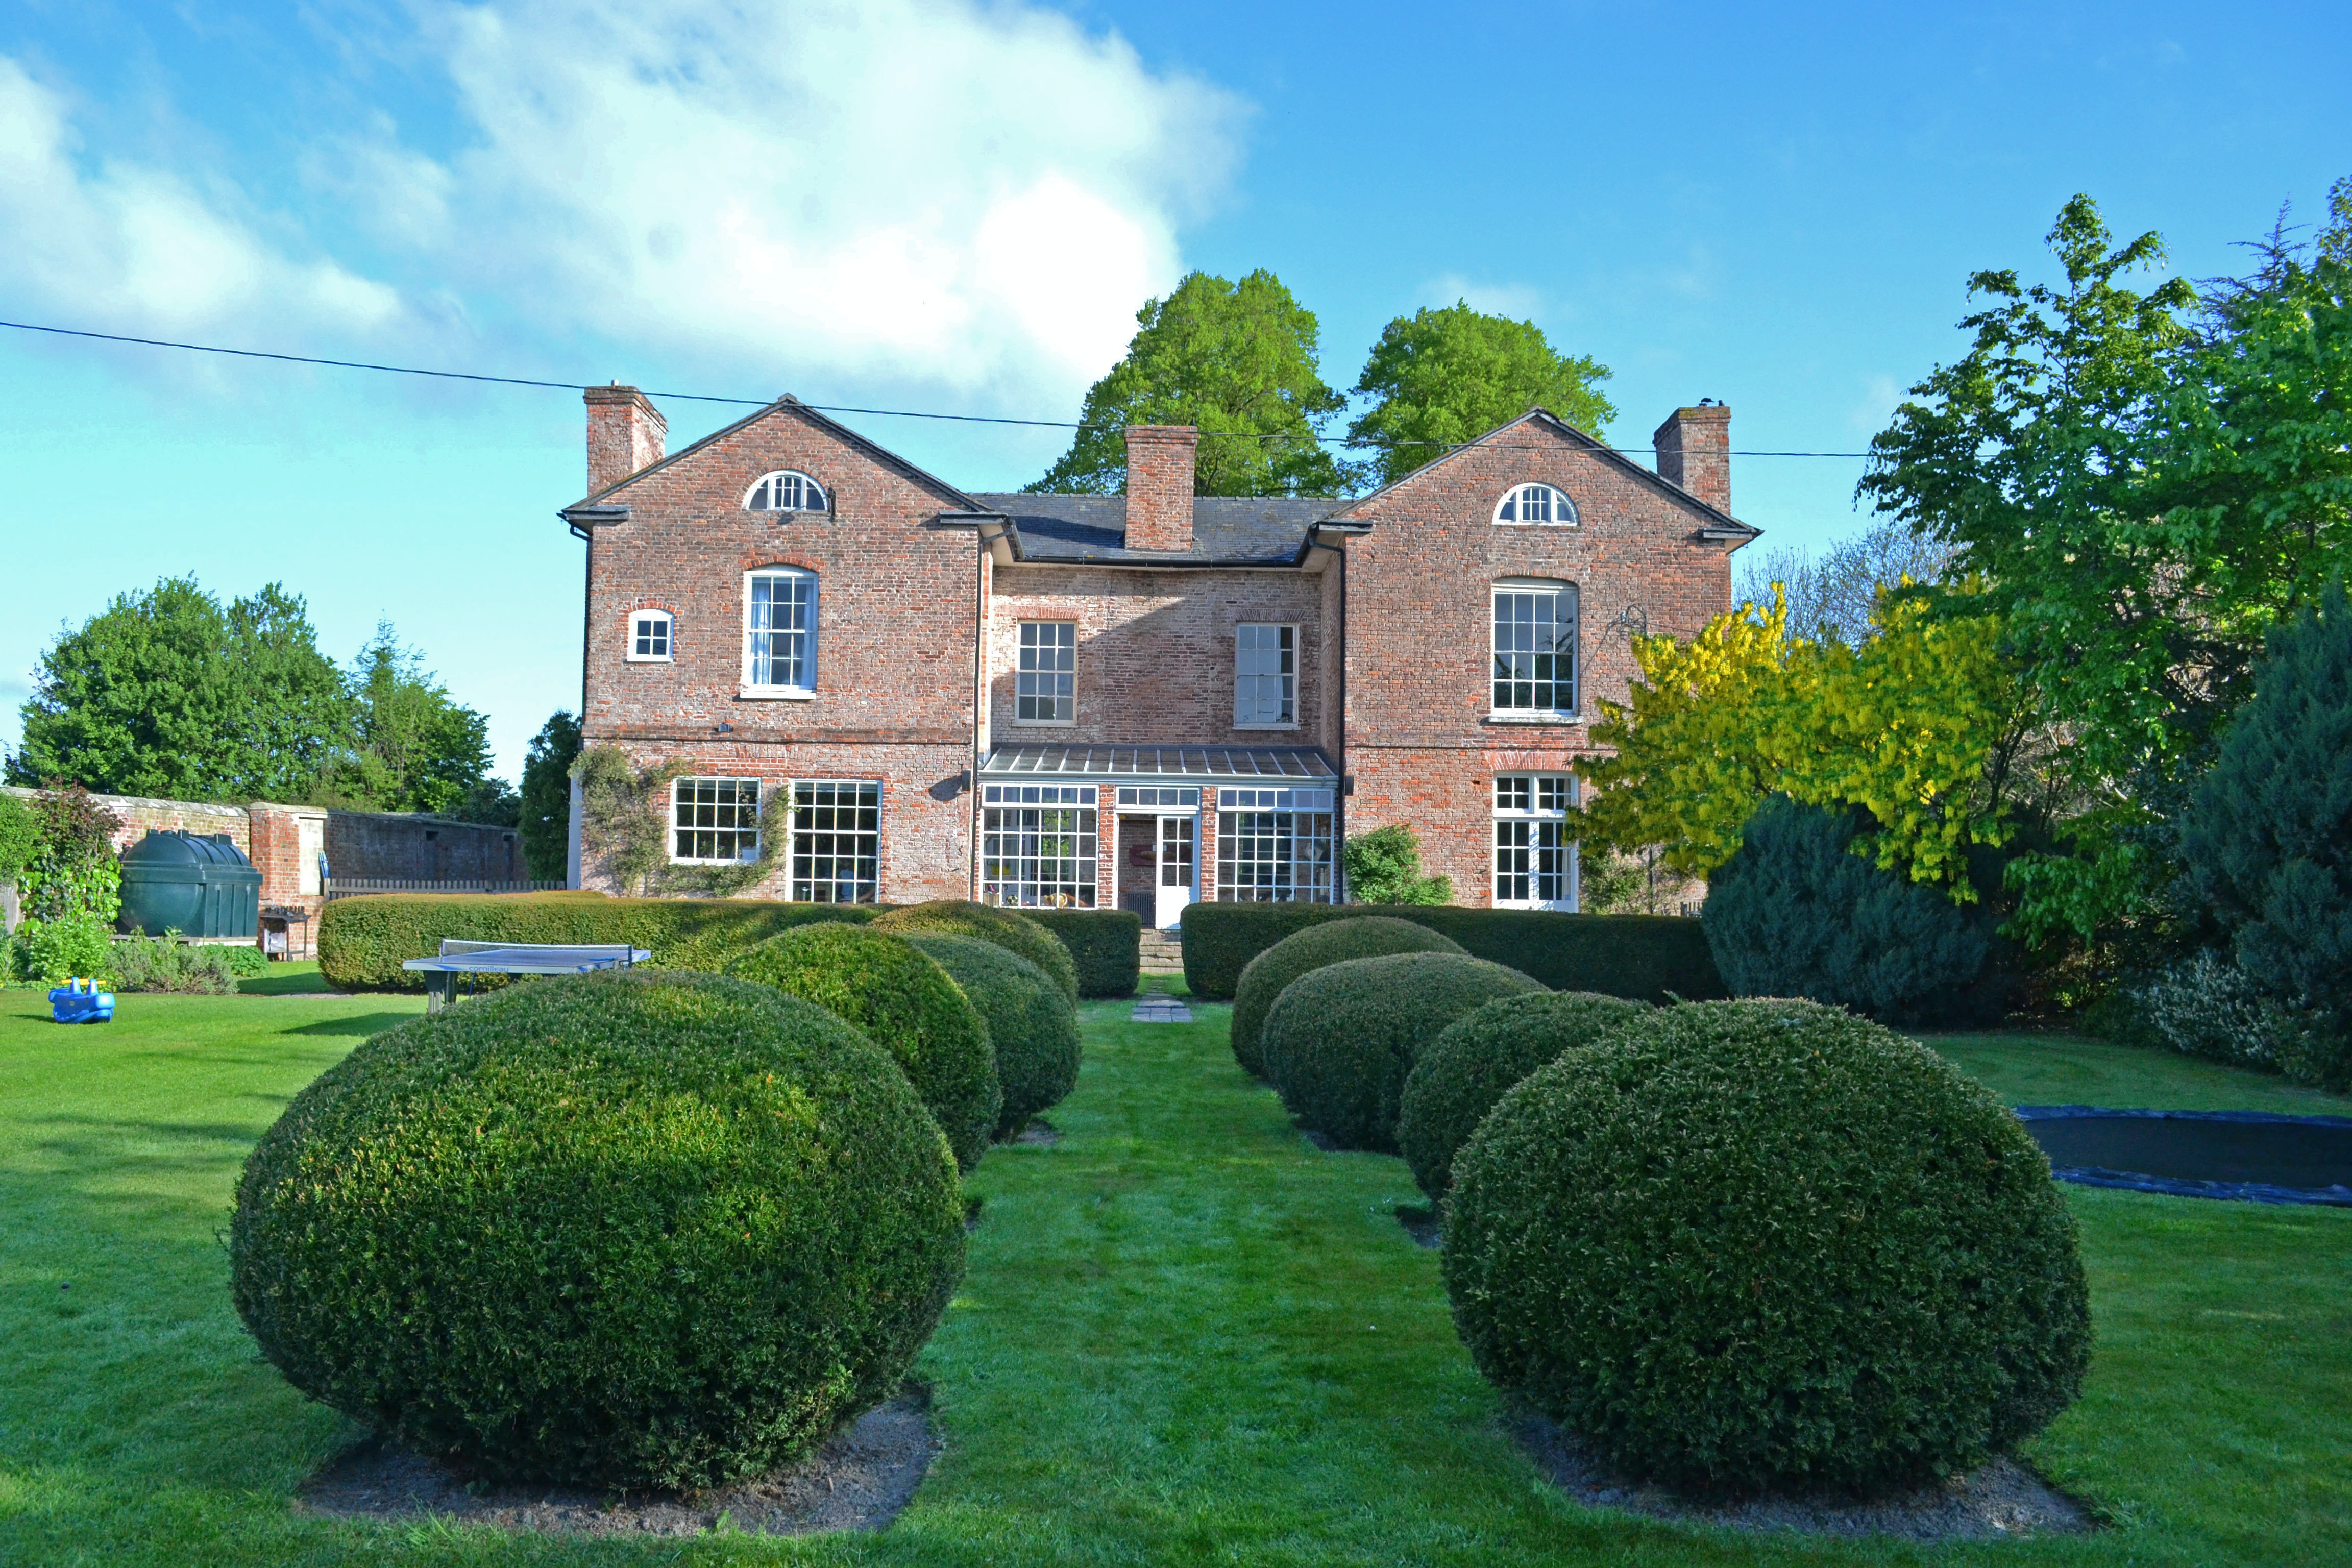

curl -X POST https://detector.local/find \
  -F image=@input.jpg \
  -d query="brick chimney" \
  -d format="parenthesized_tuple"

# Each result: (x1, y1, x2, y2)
(585, 383, 668, 494)
(1652, 402, 1730, 513)
(1123, 425, 1198, 552)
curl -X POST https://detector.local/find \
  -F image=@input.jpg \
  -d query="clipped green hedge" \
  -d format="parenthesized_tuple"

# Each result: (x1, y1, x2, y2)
(1024, 908, 1142, 998)
(1261, 952, 1543, 1152)
(873, 901, 1077, 1003)
(727, 925, 1001, 1171)
(907, 934, 1081, 1138)
(230, 971, 965, 1489)
(1231, 916, 1464, 1079)
(1395, 991, 1648, 1198)
(1444, 999, 2090, 1495)
(317, 892, 875, 992)
(1180, 901, 1722, 1003)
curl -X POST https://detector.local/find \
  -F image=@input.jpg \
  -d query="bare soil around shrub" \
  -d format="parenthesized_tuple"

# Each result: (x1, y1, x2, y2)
(298, 1394, 937, 1537)
(1515, 1414, 2091, 1542)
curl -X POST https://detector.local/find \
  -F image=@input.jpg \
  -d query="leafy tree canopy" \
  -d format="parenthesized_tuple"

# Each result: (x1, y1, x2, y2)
(1341, 823, 1453, 905)
(1859, 185, 2352, 941)
(1349, 303, 1616, 488)
(1029, 270, 1357, 497)
(518, 710, 582, 881)
(9, 577, 349, 802)
(310, 623, 503, 819)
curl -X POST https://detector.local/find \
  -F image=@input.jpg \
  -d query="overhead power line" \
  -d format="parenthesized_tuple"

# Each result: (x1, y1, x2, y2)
(0, 317, 1878, 458)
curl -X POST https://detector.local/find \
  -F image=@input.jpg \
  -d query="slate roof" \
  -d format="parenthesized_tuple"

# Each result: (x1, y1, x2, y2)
(967, 493, 1335, 566)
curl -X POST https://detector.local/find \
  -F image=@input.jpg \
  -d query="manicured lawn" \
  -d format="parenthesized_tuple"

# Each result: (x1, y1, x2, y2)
(1922, 1030, 2351, 1115)
(1, 986, 2345, 1564)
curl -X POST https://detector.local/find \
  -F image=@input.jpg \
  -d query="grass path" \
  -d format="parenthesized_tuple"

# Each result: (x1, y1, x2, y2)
(0, 986, 2345, 1564)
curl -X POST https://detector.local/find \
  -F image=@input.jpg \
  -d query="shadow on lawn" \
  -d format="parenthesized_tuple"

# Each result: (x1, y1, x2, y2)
(282, 1012, 416, 1039)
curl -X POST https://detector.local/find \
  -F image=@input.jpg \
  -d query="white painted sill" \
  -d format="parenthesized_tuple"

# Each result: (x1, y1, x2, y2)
(739, 687, 816, 701)
(624, 653, 674, 664)
(1485, 712, 1581, 724)
(1233, 722, 1301, 731)
(1011, 718, 1077, 727)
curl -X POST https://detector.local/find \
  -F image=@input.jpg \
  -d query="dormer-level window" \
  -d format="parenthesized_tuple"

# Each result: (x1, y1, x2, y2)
(627, 609, 673, 662)
(1494, 483, 1578, 526)
(745, 470, 828, 513)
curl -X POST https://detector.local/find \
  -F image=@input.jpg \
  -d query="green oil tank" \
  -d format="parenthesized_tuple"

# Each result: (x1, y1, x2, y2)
(117, 831, 262, 939)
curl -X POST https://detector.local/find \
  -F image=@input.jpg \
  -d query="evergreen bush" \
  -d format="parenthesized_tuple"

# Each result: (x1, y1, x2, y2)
(317, 892, 873, 991)
(110, 933, 238, 994)
(1260, 952, 1542, 1152)
(1444, 999, 2089, 1495)
(2182, 581, 2352, 1089)
(872, 900, 1079, 1003)
(1022, 908, 1142, 997)
(1703, 796, 1999, 1026)
(1395, 990, 1647, 1198)
(726, 924, 1000, 1170)
(1230, 916, 1464, 1078)
(906, 933, 1081, 1138)
(230, 971, 965, 1489)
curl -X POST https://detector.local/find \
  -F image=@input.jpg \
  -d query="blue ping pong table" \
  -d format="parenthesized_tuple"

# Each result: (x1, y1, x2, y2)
(402, 939, 653, 1012)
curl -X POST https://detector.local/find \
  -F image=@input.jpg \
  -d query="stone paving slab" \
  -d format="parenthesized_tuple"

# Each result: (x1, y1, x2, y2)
(1129, 997, 1193, 1023)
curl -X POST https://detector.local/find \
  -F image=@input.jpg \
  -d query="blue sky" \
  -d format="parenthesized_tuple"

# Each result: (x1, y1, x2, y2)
(1, 1, 2344, 783)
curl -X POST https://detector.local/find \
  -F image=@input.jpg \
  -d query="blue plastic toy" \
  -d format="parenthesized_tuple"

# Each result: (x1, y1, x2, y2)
(49, 978, 115, 1024)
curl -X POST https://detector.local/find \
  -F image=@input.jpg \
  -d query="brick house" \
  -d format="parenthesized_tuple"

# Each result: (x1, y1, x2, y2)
(560, 386, 1754, 921)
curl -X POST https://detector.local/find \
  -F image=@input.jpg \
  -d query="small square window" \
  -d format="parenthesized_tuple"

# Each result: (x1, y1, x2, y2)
(628, 610, 674, 662)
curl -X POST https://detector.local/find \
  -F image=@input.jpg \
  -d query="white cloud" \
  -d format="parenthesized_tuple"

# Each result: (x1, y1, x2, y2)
(1848, 372, 1901, 434)
(1418, 274, 1546, 322)
(365, 0, 1246, 402)
(0, 57, 403, 340)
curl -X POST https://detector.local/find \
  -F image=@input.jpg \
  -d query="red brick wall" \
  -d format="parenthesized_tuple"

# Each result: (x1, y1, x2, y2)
(1123, 426, 1197, 551)
(985, 567, 1326, 748)
(586, 385, 668, 495)
(1333, 418, 1740, 905)
(1653, 404, 1731, 513)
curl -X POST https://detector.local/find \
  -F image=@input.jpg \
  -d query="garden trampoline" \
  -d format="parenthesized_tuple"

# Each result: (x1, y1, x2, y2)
(2017, 1105, 2352, 1206)
(402, 940, 652, 1012)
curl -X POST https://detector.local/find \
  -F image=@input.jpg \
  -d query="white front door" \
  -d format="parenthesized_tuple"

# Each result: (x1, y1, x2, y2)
(1154, 815, 1196, 929)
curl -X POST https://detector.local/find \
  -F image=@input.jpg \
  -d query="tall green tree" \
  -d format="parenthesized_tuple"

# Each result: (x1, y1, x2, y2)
(1863, 188, 2352, 944)
(313, 623, 501, 817)
(1348, 303, 1616, 487)
(1030, 270, 1358, 497)
(518, 709, 582, 880)
(9, 577, 349, 801)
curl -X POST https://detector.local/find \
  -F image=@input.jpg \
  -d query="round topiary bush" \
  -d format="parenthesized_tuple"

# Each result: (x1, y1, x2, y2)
(1444, 998, 2090, 1496)
(229, 970, 966, 1490)
(1395, 990, 1648, 1198)
(1230, 915, 1465, 1079)
(1704, 796, 2003, 1026)
(727, 923, 1001, 1170)
(905, 932, 1081, 1138)
(1261, 951, 1543, 1152)
(873, 899, 1079, 1003)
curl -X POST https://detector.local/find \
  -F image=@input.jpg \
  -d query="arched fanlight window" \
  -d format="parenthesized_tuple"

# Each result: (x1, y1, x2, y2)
(744, 470, 829, 513)
(1493, 483, 1578, 527)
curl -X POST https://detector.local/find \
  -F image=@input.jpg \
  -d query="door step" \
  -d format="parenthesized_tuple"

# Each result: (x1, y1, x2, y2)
(1138, 928, 1185, 975)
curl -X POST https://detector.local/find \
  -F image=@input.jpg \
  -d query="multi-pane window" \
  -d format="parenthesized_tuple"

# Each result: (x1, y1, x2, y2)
(1493, 483, 1578, 526)
(1016, 621, 1076, 723)
(1216, 787, 1336, 903)
(745, 470, 828, 512)
(747, 570, 815, 691)
(629, 610, 672, 660)
(790, 780, 879, 903)
(1492, 580, 1578, 716)
(1234, 624, 1296, 726)
(982, 784, 1097, 907)
(673, 777, 761, 864)
(1494, 774, 1576, 910)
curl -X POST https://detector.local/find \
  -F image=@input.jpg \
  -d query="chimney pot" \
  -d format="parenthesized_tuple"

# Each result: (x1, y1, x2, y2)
(1653, 404, 1731, 513)
(1122, 425, 1198, 552)
(585, 384, 668, 495)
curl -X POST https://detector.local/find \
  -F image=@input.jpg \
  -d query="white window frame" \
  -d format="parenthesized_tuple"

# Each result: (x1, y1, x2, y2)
(742, 568, 817, 699)
(1234, 623, 1298, 728)
(1493, 773, 1579, 911)
(670, 776, 763, 865)
(1492, 482, 1579, 527)
(743, 470, 829, 513)
(982, 783, 1098, 908)
(788, 779, 880, 903)
(1215, 787, 1337, 903)
(626, 608, 674, 663)
(1491, 578, 1578, 721)
(1014, 620, 1077, 726)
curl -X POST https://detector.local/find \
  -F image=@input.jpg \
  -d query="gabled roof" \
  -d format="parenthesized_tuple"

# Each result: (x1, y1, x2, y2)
(1336, 408, 1759, 538)
(559, 395, 986, 517)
